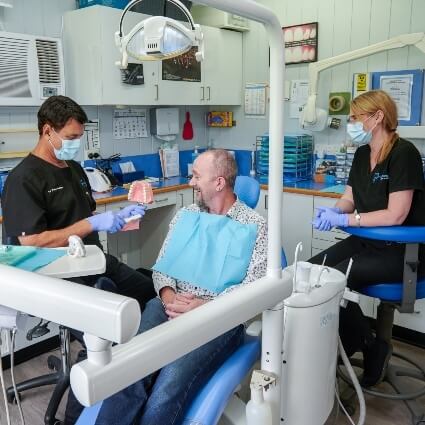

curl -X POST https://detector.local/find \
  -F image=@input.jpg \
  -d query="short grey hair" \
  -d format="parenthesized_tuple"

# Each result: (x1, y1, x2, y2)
(206, 149, 238, 189)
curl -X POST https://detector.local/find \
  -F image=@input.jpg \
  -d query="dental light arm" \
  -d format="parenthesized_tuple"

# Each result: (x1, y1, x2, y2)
(301, 32, 425, 127)
(0, 264, 140, 364)
(71, 273, 293, 406)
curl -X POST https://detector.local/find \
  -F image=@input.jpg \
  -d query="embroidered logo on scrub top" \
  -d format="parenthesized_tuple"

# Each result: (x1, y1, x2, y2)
(47, 186, 64, 193)
(372, 172, 389, 184)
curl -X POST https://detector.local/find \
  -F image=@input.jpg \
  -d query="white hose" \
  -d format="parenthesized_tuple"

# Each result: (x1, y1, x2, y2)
(338, 335, 366, 425)
(9, 329, 25, 425)
(0, 330, 11, 425)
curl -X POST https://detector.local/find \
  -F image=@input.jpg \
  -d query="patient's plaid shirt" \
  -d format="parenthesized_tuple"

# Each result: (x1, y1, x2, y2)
(152, 199, 267, 300)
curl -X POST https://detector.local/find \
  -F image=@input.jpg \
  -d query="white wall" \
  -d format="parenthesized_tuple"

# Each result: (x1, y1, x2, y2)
(212, 0, 425, 153)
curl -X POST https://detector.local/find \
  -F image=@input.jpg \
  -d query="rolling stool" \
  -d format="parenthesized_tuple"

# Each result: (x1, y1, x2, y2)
(338, 226, 425, 425)
(6, 277, 118, 425)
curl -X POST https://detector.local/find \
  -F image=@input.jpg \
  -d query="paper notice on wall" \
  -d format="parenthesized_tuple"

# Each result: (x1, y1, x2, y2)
(289, 80, 309, 118)
(245, 83, 267, 117)
(380, 74, 413, 121)
(113, 108, 148, 139)
(83, 119, 100, 151)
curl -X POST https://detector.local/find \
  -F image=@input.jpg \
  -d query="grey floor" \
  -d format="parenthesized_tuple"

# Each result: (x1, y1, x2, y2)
(1, 339, 425, 425)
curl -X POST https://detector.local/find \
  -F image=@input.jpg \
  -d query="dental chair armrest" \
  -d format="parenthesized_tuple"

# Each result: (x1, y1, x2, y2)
(343, 226, 425, 244)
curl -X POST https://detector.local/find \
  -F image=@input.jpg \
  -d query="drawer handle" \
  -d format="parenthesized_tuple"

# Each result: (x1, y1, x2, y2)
(155, 198, 169, 203)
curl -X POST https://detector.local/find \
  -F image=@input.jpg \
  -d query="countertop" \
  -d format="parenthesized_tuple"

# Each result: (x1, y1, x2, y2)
(93, 177, 343, 206)
(0, 177, 343, 223)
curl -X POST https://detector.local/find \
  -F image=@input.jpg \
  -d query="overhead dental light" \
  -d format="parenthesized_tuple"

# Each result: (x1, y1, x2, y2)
(300, 32, 425, 131)
(115, 0, 204, 68)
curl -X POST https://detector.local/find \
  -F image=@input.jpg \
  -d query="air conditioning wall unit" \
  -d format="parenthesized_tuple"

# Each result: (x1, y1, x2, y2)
(0, 31, 65, 106)
(190, 5, 250, 32)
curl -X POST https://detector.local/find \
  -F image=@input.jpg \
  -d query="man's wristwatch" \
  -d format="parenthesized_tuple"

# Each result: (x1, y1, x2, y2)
(355, 213, 361, 227)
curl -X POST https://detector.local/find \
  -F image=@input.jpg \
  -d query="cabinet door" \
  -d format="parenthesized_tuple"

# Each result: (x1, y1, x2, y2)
(282, 192, 313, 264)
(202, 26, 242, 105)
(176, 188, 194, 208)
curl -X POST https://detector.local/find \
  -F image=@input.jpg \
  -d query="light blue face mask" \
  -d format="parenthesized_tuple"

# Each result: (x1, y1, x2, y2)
(346, 113, 376, 145)
(50, 130, 81, 161)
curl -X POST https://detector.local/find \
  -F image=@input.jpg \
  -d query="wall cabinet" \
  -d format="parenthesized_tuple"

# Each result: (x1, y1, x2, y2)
(63, 6, 242, 106)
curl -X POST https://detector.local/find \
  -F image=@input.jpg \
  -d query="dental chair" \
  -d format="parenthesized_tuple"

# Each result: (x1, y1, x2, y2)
(341, 226, 425, 425)
(6, 277, 117, 425)
(76, 175, 288, 425)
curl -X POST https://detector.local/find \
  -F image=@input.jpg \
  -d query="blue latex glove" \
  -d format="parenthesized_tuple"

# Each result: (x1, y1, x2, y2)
(116, 204, 147, 220)
(314, 206, 342, 220)
(87, 211, 125, 233)
(313, 209, 348, 231)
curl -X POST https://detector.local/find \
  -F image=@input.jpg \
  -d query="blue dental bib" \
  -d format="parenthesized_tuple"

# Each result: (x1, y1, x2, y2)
(153, 210, 258, 294)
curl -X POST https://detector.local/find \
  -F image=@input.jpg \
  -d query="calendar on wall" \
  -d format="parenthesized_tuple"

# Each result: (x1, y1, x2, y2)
(113, 108, 148, 139)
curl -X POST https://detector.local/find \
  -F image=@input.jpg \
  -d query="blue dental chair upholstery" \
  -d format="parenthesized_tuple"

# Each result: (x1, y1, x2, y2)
(77, 176, 286, 425)
(343, 226, 425, 425)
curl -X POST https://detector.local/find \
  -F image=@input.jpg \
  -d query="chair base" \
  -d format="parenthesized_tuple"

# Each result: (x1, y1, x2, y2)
(6, 327, 71, 425)
(339, 351, 425, 425)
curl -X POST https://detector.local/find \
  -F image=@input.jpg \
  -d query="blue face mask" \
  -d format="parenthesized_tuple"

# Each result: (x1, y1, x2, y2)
(346, 121, 372, 144)
(346, 113, 377, 145)
(50, 130, 81, 161)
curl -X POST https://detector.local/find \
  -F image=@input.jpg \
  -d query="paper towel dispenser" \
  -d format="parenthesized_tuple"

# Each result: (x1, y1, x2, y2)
(150, 108, 179, 138)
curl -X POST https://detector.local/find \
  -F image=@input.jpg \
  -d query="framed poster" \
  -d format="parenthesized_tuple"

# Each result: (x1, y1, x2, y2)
(371, 69, 424, 126)
(282, 22, 318, 65)
(162, 47, 201, 82)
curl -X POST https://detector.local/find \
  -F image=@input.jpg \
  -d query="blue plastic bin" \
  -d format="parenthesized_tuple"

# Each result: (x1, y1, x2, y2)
(78, 0, 129, 9)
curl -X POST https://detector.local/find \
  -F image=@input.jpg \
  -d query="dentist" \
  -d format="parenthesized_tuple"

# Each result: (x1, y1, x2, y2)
(1, 95, 155, 424)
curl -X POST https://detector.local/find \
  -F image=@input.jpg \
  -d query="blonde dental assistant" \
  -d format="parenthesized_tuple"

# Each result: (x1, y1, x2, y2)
(1, 95, 155, 424)
(310, 89, 425, 388)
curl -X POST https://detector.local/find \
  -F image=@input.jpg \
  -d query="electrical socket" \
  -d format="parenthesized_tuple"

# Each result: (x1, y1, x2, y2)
(84, 148, 100, 160)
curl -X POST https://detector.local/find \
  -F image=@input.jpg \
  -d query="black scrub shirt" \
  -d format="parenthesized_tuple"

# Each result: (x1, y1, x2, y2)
(347, 138, 425, 226)
(1, 153, 100, 246)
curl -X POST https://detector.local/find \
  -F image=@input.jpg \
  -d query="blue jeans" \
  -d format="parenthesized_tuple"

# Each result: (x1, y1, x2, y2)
(95, 298, 244, 425)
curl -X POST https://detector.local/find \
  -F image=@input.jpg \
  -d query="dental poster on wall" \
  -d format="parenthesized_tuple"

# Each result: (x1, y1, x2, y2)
(282, 22, 318, 65)
(162, 47, 201, 82)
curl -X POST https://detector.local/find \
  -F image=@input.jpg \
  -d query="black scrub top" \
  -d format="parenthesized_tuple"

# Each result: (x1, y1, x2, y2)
(347, 138, 425, 226)
(1, 153, 100, 246)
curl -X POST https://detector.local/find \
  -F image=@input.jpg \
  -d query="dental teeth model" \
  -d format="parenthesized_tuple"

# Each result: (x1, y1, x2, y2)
(125, 180, 154, 224)
(128, 180, 154, 204)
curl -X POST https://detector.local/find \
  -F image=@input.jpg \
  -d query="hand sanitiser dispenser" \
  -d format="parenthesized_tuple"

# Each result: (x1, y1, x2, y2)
(150, 108, 179, 142)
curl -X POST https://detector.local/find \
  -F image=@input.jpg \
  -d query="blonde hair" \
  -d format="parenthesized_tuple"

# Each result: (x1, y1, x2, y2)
(351, 89, 399, 163)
